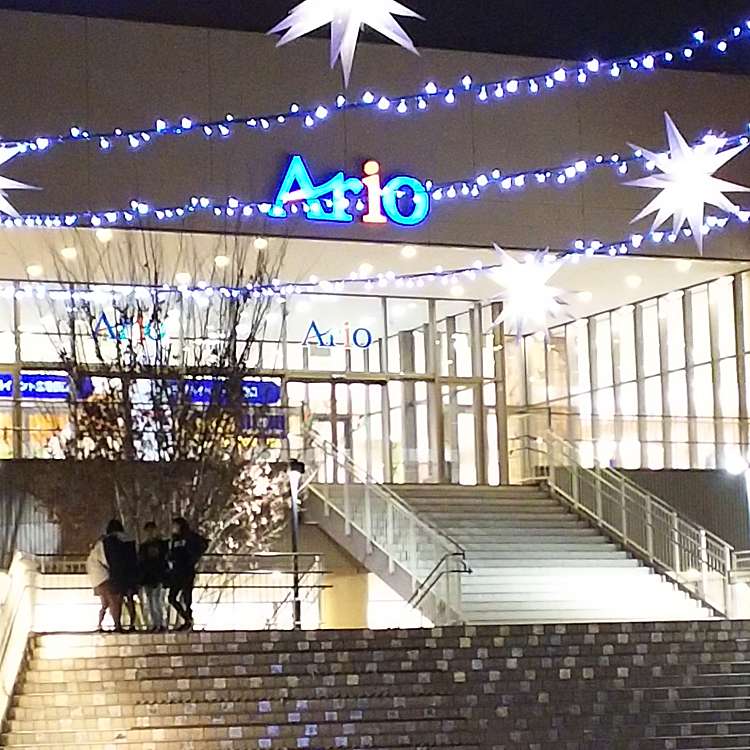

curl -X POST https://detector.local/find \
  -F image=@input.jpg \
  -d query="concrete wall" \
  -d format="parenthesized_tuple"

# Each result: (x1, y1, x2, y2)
(0, 10, 748, 261)
(623, 469, 750, 549)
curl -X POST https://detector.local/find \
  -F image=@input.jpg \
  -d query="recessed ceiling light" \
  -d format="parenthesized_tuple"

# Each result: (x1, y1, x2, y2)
(401, 245, 418, 259)
(676, 259, 693, 273)
(26, 264, 43, 278)
(175, 272, 191, 286)
(625, 275, 642, 289)
(359, 263, 374, 277)
(254, 237, 269, 251)
(214, 255, 230, 269)
(59, 246, 77, 261)
(577, 291, 593, 303)
(95, 228, 113, 244)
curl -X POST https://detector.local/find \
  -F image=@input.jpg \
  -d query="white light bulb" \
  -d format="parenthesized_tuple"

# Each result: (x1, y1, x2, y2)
(95, 228, 114, 244)
(254, 237, 269, 251)
(625, 275, 642, 289)
(214, 255, 230, 269)
(26, 264, 43, 278)
(359, 262, 374, 276)
(59, 246, 77, 261)
(401, 245, 418, 259)
(676, 259, 693, 273)
(175, 272, 192, 286)
(577, 291, 593, 303)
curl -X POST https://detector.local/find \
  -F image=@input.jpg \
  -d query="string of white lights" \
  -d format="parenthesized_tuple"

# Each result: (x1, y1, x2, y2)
(4, 18, 749, 155)
(9, 213, 746, 302)
(4, 125, 748, 230)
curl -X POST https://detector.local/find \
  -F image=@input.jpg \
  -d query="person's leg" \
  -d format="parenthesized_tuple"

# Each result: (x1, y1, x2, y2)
(168, 582, 188, 624)
(125, 594, 137, 630)
(151, 585, 165, 630)
(140, 587, 152, 630)
(109, 589, 123, 632)
(97, 596, 108, 631)
(182, 576, 195, 624)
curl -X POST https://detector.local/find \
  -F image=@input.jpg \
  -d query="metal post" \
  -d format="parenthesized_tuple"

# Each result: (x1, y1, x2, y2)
(620, 475, 628, 545)
(671, 511, 681, 575)
(699, 529, 709, 599)
(288, 459, 305, 631)
(724, 545, 734, 618)
(645, 496, 654, 562)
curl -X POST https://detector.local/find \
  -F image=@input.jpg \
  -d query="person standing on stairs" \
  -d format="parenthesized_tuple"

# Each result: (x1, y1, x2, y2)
(138, 521, 169, 632)
(86, 526, 119, 632)
(102, 519, 140, 632)
(167, 517, 209, 631)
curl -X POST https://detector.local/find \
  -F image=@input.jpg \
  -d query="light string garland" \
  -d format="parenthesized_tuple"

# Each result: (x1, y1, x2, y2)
(2, 17, 749, 155)
(4, 123, 748, 231)
(7, 212, 747, 304)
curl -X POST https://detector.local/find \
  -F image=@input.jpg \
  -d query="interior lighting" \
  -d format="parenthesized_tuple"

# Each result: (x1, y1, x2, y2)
(175, 272, 191, 286)
(214, 255, 230, 269)
(254, 237, 269, 251)
(625, 275, 643, 289)
(676, 259, 693, 272)
(26, 264, 43, 278)
(59, 246, 77, 260)
(401, 245, 418, 259)
(95, 228, 113, 244)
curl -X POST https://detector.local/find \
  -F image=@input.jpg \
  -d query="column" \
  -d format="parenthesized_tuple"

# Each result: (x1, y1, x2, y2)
(470, 303, 487, 485)
(491, 302, 511, 485)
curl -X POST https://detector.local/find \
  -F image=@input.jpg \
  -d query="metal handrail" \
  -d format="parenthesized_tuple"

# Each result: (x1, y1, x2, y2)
(542, 430, 735, 617)
(305, 430, 464, 553)
(407, 551, 471, 611)
(302, 430, 465, 624)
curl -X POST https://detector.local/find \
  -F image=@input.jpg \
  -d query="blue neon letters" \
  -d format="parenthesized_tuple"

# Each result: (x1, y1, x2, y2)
(271, 155, 430, 227)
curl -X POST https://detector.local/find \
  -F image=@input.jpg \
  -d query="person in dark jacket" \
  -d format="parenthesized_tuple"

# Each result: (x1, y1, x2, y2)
(102, 519, 139, 631)
(167, 517, 209, 631)
(138, 522, 168, 632)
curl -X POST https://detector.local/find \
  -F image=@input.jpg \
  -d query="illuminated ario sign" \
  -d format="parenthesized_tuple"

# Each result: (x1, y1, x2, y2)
(271, 155, 430, 227)
(303, 321, 373, 349)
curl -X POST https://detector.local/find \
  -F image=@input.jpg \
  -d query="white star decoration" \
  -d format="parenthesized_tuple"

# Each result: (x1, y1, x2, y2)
(628, 112, 749, 253)
(488, 247, 568, 338)
(0, 146, 37, 218)
(269, 0, 423, 86)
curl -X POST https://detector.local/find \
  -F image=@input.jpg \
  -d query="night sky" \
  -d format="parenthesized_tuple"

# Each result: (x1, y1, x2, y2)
(1, 0, 750, 73)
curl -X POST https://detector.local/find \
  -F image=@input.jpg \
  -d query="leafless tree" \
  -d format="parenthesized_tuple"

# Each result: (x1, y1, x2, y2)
(32, 226, 295, 551)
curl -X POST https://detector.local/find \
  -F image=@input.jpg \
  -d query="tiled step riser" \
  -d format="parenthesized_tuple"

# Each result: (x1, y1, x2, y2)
(30, 641, 748, 673)
(20, 654, 750, 688)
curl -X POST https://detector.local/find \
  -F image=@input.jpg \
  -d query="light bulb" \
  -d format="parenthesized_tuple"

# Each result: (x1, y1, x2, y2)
(401, 245, 418, 259)
(26, 264, 43, 278)
(95, 228, 114, 244)
(59, 246, 77, 261)
(214, 255, 230, 269)
(175, 272, 191, 286)
(254, 237, 269, 251)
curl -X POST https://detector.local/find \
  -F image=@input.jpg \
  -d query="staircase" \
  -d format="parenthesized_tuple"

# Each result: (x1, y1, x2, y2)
(396, 484, 712, 624)
(5, 622, 750, 749)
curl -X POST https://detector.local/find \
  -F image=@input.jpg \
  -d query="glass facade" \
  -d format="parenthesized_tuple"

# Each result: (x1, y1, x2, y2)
(512, 271, 750, 475)
(0, 283, 508, 486)
(3, 268, 749, 483)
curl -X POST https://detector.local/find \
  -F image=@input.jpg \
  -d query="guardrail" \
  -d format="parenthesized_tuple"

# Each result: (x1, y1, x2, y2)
(302, 430, 466, 625)
(542, 431, 735, 616)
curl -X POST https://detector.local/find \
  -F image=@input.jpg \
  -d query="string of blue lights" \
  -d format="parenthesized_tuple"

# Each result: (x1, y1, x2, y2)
(5, 125, 748, 233)
(5, 213, 744, 302)
(4, 18, 749, 156)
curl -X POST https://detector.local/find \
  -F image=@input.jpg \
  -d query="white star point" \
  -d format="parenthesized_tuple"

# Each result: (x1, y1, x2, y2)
(269, 0, 423, 85)
(628, 112, 749, 253)
(488, 246, 568, 338)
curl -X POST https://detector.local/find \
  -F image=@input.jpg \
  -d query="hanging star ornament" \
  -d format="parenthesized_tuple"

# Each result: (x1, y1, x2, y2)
(487, 246, 568, 338)
(269, 0, 423, 86)
(627, 112, 750, 253)
(0, 146, 37, 218)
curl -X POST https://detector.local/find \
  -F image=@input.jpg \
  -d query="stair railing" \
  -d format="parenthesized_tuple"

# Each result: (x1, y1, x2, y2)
(302, 430, 465, 625)
(542, 430, 735, 616)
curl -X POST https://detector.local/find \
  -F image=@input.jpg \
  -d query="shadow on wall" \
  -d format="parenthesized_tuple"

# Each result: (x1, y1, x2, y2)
(622, 469, 750, 550)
